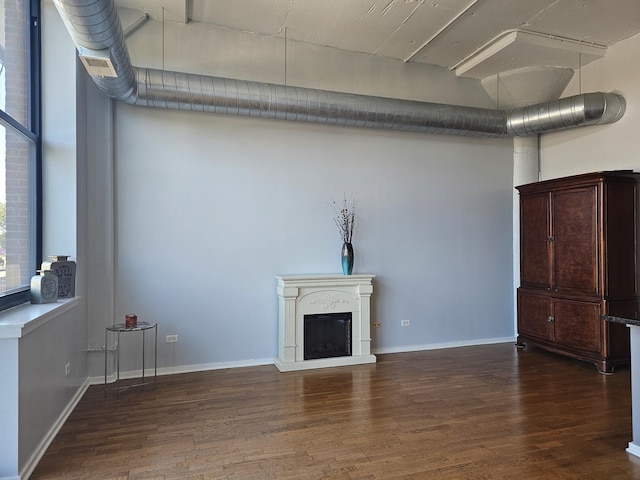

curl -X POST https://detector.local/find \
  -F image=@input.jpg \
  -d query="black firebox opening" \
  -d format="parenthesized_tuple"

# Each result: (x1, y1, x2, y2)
(304, 312, 352, 360)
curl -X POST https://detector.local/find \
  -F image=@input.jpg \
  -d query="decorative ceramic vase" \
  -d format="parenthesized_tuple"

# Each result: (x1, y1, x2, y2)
(341, 242, 354, 275)
(30, 270, 58, 304)
(41, 255, 76, 298)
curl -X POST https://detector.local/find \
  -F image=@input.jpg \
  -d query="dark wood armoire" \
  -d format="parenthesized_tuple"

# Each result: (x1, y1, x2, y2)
(516, 171, 640, 373)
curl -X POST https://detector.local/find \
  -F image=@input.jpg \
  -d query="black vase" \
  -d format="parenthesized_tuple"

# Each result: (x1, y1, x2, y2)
(341, 242, 354, 275)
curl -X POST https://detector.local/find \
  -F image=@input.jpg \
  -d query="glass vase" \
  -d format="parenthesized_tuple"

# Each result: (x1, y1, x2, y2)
(341, 242, 354, 275)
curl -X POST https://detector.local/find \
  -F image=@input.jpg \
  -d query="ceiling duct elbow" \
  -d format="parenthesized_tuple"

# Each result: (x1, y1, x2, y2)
(53, 0, 626, 139)
(586, 92, 626, 124)
(54, 0, 136, 102)
(506, 92, 626, 137)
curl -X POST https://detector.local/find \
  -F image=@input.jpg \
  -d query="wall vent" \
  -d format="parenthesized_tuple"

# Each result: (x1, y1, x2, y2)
(78, 47, 118, 78)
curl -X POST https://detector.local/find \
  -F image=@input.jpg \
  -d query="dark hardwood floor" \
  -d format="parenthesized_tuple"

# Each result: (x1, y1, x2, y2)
(31, 343, 640, 479)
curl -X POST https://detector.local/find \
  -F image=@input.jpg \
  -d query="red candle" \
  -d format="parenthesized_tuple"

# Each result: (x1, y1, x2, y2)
(125, 314, 137, 328)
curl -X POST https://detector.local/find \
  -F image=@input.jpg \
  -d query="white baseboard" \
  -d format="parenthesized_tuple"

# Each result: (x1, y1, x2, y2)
(372, 337, 517, 355)
(627, 442, 640, 458)
(89, 357, 275, 385)
(87, 338, 517, 385)
(18, 378, 90, 480)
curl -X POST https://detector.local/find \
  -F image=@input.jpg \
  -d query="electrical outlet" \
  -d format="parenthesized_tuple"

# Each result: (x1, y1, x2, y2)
(401, 319, 411, 327)
(65, 362, 71, 376)
(166, 334, 178, 343)
(372, 322, 381, 328)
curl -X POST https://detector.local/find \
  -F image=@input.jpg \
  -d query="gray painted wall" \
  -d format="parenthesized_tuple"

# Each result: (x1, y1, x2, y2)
(78, 15, 515, 375)
(18, 307, 86, 473)
(111, 106, 513, 371)
(0, 338, 18, 478)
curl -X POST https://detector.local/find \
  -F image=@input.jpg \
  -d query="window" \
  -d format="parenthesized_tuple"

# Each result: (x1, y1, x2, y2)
(0, 0, 41, 310)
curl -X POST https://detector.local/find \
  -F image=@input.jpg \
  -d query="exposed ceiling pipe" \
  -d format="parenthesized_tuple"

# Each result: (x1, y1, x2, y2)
(52, 0, 625, 138)
(507, 93, 626, 136)
(133, 68, 508, 136)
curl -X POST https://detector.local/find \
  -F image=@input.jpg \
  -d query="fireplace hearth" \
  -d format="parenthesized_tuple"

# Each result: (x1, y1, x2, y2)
(275, 274, 376, 371)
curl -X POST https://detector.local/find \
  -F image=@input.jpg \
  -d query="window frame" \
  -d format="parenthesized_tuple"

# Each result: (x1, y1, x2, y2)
(0, 0, 42, 311)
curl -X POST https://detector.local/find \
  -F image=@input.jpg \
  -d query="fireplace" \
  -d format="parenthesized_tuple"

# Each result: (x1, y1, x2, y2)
(304, 312, 352, 360)
(275, 274, 376, 371)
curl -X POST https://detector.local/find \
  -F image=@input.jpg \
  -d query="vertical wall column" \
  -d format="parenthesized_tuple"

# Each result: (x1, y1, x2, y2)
(84, 77, 117, 378)
(512, 135, 539, 333)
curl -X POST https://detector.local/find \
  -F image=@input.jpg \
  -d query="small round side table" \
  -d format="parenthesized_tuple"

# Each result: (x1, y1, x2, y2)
(104, 321, 157, 397)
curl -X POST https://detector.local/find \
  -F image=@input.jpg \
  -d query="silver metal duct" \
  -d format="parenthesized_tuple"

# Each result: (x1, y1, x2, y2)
(53, 0, 625, 138)
(506, 92, 626, 136)
(133, 67, 506, 136)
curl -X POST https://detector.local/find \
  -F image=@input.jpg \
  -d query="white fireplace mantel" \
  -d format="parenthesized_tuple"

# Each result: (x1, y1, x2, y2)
(275, 274, 376, 372)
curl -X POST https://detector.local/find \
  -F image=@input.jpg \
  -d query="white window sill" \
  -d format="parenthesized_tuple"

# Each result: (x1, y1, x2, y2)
(0, 297, 80, 339)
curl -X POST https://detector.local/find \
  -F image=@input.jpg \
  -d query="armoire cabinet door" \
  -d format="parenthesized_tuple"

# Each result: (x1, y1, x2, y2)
(517, 290, 552, 341)
(552, 186, 599, 296)
(518, 290, 602, 355)
(520, 193, 552, 289)
(552, 299, 602, 354)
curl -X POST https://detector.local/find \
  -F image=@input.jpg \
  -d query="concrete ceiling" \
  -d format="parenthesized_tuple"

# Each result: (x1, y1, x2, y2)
(116, 0, 640, 77)
(114, 0, 640, 107)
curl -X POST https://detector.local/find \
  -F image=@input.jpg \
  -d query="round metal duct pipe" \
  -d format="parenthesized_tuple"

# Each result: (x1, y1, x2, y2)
(132, 67, 507, 137)
(506, 93, 626, 136)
